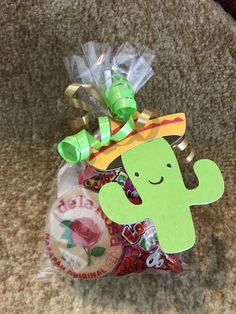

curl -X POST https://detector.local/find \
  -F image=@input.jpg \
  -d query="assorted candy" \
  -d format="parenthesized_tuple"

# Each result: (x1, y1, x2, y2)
(45, 165, 184, 278)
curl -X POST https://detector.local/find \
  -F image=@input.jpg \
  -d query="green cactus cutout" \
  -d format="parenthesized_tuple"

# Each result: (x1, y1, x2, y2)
(99, 137, 224, 253)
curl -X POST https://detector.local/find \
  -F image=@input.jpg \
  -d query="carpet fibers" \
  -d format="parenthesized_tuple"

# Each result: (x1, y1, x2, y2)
(0, 1, 235, 313)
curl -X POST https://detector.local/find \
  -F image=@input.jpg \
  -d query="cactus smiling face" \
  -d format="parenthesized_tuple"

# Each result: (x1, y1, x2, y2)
(122, 138, 186, 204)
(99, 137, 224, 253)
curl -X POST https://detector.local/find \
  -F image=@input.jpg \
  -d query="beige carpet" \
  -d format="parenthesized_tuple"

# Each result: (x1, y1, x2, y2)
(0, 0, 235, 313)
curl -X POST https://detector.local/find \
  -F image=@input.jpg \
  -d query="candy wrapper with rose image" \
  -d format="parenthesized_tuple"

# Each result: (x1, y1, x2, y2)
(39, 41, 224, 280)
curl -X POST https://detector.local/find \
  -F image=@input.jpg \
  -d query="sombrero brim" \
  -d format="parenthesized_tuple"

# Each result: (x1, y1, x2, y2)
(88, 113, 186, 170)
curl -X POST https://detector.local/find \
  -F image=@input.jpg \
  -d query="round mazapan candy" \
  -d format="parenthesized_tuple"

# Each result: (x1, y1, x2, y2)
(45, 187, 122, 279)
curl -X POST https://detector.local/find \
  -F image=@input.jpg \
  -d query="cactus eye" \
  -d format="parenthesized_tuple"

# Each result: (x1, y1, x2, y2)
(167, 163, 172, 168)
(135, 172, 139, 177)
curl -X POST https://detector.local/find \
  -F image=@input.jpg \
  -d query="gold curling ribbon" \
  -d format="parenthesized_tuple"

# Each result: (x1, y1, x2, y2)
(173, 137, 195, 163)
(136, 108, 158, 128)
(64, 83, 106, 132)
(185, 150, 195, 163)
(65, 83, 158, 132)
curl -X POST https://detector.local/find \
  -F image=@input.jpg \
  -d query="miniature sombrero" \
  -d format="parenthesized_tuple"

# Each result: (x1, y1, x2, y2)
(58, 112, 186, 171)
(88, 113, 186, 170)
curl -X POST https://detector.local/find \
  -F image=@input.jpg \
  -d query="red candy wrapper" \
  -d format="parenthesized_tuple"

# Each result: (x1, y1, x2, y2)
(78, 165, 140, 200)
(115, 220, 183, 276)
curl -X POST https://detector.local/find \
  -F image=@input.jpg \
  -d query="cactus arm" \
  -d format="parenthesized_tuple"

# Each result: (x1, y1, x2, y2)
(188, 159, 224, 205)
(99, 182, 145, 224)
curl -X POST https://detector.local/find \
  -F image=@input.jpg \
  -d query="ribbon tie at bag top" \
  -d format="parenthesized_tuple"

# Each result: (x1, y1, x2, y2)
(58, 74, 155, 164)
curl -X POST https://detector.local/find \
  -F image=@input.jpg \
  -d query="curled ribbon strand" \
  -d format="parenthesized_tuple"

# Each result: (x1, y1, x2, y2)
(65, 83, 106, 132)
(58, 116, 136, 164)
(102, 74, 137, 121)
(58, 75, 141, 164)
(173, 137, 195, 163)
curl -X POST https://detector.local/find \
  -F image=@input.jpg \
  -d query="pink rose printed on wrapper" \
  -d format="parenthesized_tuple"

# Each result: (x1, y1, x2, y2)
(60, 217, 106, 266)
(46, 187, 123, 279)
(71, 218, 100, 248)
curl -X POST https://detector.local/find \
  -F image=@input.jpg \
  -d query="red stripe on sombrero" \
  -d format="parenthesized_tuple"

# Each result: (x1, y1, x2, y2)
(89, 117, 184, 161)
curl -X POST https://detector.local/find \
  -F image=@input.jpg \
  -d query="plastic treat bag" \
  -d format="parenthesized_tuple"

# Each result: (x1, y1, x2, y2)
(39, 41, 224, 280)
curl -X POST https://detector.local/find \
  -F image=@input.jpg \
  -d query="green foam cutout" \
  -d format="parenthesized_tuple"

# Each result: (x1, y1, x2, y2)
(99, 137, 225, 253)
